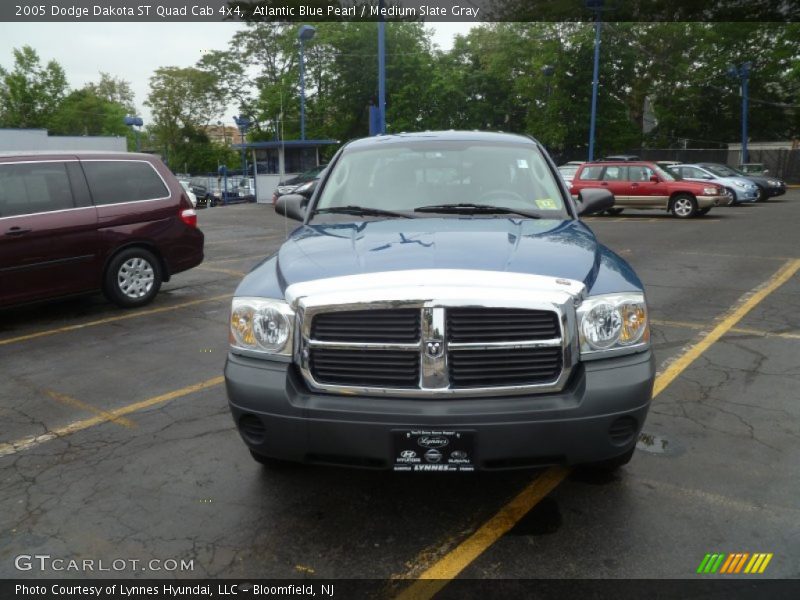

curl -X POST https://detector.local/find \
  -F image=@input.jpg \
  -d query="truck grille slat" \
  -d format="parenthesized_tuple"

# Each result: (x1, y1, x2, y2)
(312, 309, 420, 343)
(447, 308, 559, 342)
(310, 348, 419, 388)
(450, 347, 562, 387)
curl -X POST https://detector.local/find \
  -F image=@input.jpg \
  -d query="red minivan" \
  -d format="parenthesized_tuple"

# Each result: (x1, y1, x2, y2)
(0, 152, 204, 309)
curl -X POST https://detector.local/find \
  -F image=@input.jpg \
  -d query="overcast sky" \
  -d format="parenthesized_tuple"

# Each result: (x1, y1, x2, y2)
(2, 22, 474, 125)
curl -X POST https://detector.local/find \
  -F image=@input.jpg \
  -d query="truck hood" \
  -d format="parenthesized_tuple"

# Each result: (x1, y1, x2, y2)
(274, 218, 602, 292)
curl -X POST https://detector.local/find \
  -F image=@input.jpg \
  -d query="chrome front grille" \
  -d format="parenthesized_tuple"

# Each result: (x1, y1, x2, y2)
(302, 305, 569, 397)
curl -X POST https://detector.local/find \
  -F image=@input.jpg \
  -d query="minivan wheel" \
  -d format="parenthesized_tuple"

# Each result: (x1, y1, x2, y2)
(671, 194, 697, 218)
(104, 248, 162, 308)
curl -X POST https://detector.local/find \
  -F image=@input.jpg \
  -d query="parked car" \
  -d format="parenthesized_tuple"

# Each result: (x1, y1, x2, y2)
(599, 154, 641, 162)
(179, 180, 198, 207)
(655, 160, 681, 170)
(274, 164, 327, 196)
(226, 131, 655, 472)
(557, 161, 584, 185)
(0, 152, 204, 309)
(738, 163, 769, 176)
(272, 167, 326, 204)
(696, 163, 786, 201)
(570, 160, 727, 218)
(670, 164, 759, 204)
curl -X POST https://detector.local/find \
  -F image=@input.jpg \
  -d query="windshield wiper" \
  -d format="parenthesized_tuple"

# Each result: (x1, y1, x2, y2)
(314, 205, 413, 219)
(414, 203, 542, 219)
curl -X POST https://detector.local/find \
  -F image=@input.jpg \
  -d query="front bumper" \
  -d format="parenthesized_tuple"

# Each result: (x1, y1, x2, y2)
(731, 187, 760, 203)
(697, 195, 728, 209)
(225, 350, 656, 470)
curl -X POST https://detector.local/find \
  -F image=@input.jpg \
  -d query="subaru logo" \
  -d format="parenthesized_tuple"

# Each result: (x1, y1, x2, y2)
(424, 340, 443, 358)
(424, 449, 443, 463)
(400, 450, 416, 459)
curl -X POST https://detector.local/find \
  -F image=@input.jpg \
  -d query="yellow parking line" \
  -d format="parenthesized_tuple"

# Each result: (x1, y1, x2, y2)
(396, 258, 800, 598)
(46, 390, 135, 428)
(0, 294, 231, 348)
(653, 258, 800, 397)
(652, 318, 800, 341)
(0, 377, 224, 458)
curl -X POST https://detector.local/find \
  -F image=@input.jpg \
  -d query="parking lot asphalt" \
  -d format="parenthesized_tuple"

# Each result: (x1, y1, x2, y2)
(1, 194, 799, 589)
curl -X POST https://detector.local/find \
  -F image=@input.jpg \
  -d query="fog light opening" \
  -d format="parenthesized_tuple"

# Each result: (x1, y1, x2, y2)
(239, 414, 267, 445)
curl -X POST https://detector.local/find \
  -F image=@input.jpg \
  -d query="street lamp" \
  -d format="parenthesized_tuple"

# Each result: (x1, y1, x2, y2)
(586, 0, 603, 161)
(377, 0, 386, 135)
(297, 25, 316, 140)
(233, 115, 252, 179)
(123, 116, 143, 152)
(541, 65, 555, 100)
(728, 62, 752, 164)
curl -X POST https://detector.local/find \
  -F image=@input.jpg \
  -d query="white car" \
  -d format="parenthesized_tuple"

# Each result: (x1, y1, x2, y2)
(179, 180, 198, 208)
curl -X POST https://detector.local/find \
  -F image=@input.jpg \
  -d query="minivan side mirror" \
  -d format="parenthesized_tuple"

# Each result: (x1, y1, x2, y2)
(275, 194, 307, 221)
(577, 188, 615, 216)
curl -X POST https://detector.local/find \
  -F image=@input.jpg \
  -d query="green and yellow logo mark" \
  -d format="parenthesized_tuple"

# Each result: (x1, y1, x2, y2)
(697, 553, 773, 574)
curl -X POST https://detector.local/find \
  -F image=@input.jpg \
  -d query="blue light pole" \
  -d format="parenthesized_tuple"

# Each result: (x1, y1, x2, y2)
(233, 115, 252, 179)
(377, 0, 386, 134)
(298, 25, 316, 140)
(123, 116, 143, 151)
(587, 0, 603, 161)
(728, 62, 751, 164)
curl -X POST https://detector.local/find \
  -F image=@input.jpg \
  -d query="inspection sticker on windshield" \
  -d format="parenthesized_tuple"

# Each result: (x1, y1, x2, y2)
(535, 198, 558, 209)
(517, 159, 529, 169)
(392, 429, 475, 472)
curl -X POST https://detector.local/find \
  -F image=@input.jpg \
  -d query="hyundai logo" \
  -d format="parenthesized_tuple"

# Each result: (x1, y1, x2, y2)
(400, 450, 416, 459)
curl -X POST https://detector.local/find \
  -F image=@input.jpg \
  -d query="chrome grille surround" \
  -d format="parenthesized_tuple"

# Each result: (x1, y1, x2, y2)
(285, 270, 586, 398)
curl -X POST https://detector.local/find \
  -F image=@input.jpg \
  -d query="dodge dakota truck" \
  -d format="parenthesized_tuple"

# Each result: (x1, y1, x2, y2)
(225, 131, 655, 472)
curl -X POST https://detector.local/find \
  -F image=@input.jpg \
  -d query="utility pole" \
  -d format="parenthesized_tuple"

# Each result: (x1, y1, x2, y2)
(377, 0, 386, 134)
(297, 25, 316, 140)
(728, 62, 751, 164)
(587, 0, 603, 161)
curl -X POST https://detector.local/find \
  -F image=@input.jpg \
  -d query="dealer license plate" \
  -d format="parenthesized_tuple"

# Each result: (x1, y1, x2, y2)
(392, 429, 475, 472)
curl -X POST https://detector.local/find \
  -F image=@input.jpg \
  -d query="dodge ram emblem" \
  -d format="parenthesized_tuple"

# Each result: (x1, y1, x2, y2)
(424, 340, 443, 358)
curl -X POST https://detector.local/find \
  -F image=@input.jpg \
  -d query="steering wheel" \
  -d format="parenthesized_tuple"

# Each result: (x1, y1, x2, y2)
(477, 189, 525, 203)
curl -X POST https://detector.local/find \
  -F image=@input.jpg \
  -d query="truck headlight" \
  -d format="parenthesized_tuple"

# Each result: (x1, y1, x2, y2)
(577, 293, 649, 358)
(230, 297, 294, 357)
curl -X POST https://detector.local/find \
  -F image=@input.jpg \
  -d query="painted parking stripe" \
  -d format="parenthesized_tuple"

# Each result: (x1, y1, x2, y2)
(652, 318, 800, 341)
(396, 258, 800, 599)
(0, 293, 231, 348)
(0, 376, 224, 458)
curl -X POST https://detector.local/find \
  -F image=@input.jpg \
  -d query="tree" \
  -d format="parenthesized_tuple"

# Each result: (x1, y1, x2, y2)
(86, 72, 136, 114)
(0, 45, 67, 128)
(145, 66, 225, 169)
(48, 88, 129, 137)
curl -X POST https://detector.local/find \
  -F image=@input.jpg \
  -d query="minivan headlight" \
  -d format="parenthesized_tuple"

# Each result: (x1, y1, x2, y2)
(230, 297, 294, 357)
(577, 293, 649, 359)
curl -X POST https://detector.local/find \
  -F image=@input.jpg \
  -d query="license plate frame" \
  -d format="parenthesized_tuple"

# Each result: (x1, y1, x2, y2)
(392, 429, 476, 472)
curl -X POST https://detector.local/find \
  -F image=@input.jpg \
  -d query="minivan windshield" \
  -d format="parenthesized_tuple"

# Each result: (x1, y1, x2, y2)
(313, 142, 570, 219)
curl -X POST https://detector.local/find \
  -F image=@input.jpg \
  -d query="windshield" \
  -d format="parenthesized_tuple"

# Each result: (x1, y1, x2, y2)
(314, 142, 569, 219)
(705, 165, 737, 177)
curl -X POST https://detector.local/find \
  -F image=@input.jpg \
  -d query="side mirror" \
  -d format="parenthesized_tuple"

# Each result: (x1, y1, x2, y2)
(275, 194, 307, 221)
(764, 169, 769, 174)
(577, 188, 614, 216)
(649, 174, 660, 183)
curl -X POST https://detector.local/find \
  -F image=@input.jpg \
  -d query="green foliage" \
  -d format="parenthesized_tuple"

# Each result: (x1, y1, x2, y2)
(48, 89, 129, 138)
(0, 46, 68, 128)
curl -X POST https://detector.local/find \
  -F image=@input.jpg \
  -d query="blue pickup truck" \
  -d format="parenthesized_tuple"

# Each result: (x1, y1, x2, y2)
(225, 131, 655, 472)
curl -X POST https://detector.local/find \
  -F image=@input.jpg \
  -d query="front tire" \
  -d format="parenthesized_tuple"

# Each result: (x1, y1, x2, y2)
(104, 248, 162, 308)
(670, 194, 698, 218)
